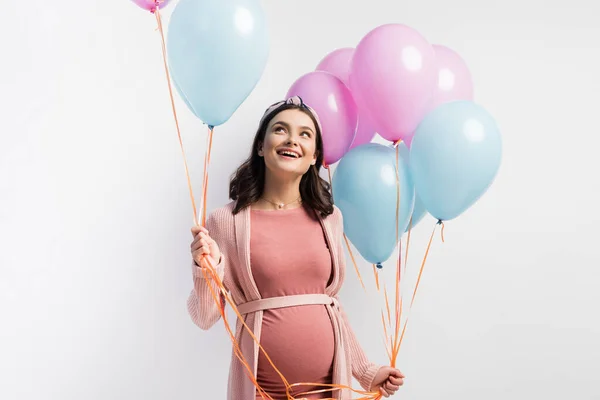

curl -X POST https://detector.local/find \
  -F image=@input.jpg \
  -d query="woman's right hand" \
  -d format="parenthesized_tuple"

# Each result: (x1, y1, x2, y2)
(191, 225, 222, 267)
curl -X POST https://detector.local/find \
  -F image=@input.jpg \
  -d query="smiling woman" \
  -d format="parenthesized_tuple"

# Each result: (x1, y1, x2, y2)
(187, 96, 405, 399)
(229, 96, 332, 217)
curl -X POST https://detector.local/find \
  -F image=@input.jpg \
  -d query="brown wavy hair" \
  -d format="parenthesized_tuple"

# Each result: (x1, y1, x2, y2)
(229, 103, 334, 217)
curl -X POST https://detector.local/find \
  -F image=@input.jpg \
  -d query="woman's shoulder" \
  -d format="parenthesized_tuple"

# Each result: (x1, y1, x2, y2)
(205, 201, 236, 232)
(323, 204, 344, 232)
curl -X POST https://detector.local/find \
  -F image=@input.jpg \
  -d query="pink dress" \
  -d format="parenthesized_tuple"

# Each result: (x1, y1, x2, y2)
(250, 206, 335, 399)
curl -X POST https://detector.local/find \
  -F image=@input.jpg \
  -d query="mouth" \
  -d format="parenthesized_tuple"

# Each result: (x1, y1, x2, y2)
(276, 148, 302, 159)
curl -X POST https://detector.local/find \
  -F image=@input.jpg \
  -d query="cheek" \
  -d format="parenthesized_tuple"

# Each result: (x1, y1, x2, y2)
(305, 141, 317, 159)
(263, 133, 282, 151)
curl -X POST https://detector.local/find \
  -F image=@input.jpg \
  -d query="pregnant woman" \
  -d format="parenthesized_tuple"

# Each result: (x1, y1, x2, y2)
(188, 96, 404, 399)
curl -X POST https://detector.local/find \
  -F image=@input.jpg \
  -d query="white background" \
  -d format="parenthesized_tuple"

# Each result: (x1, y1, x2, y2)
(1, 0, 599, 399)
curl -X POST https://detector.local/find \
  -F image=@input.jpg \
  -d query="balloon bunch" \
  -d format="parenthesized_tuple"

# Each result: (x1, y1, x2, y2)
(285, 23, 502, 267)
(287, 24, 502, 395)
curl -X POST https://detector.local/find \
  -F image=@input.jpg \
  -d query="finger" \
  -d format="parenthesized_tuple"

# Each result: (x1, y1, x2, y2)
(390, 368, 405, 379)
(191, 226, 201, 237)
(379, 387, 390, 398)
(198, 232, 215, 244)
(389, 376, 404, 386)
(385, 382, 399, 392)
(200, 232, 215, 244)
(192, 253, 209, 266)
(199, 226, 209, 234)
(190, 235, 203, 249)
(192, 233, 212, 249)
(192, 243, 210, 255)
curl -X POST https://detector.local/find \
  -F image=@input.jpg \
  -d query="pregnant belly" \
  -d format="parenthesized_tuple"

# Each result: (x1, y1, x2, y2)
(257, 304, 336, 399)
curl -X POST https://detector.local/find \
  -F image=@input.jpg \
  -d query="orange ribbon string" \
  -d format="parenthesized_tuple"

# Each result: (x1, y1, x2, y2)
(344, 234, 367, 292)
(404, 216, 413, 274)
(154, 8, 199, 226)
(326, 165, 333, 196)
(201, 126, 214, 227)
(372, 264, 380, 292)
(396, 222, 439, 354)
(391, 144, 402, 367)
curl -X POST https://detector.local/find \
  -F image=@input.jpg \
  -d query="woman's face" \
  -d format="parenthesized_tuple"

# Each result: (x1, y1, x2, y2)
(259, 109, 318, 178)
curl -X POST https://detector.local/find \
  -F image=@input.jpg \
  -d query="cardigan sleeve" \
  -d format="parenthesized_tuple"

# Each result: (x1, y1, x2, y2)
(186, 209, 230, 330)
(332, 206, 382, 390)
(338, 300, 381, 391)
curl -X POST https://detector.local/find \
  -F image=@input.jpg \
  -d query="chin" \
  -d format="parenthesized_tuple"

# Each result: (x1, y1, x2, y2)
(267, 160, 309, 177)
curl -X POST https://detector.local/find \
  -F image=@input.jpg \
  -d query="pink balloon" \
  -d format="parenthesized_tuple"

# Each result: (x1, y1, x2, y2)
(349, 113, 377, 149)
(316, 48, 354, 87)
(316, 48, 377, 150)
(131, 0, 172, 12)
(430, 45, 474, 108)
(286, 71, 358, 166)
(350, 23, 437, 144)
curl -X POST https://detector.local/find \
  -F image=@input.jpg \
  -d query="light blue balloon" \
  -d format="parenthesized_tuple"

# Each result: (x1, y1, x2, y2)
(333, 143, 415, 266)
(406, 193, 428, 232)
(167, 0, 269, 126)
(395, 142, 428, 232)
(409, 100, 502, 221)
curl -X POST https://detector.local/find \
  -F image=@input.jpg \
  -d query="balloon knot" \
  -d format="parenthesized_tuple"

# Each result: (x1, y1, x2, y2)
(208, 124, 214, 130)
(376, 263, 383, 269)
(436, 219, 443, 225)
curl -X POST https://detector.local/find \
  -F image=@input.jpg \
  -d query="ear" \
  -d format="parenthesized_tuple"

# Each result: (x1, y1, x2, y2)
(311, 151, 318, 165)
(257, 142, 264, 157)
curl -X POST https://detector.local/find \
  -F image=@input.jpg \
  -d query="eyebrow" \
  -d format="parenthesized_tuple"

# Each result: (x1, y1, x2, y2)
(271, 120, 315, 134)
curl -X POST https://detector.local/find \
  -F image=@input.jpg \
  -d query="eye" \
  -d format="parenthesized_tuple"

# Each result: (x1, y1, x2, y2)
(273, 126, 286, 133)
(301, 131, 312, 138)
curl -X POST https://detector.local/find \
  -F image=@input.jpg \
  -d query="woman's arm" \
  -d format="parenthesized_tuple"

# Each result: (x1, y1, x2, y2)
(187, 211, 229, 330)
(338, 300, 381, 390)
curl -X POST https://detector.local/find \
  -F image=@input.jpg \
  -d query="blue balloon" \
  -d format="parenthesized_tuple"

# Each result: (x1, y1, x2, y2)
(167, 0, 269, 126)
(395, 142, 428, 232)
(409, 101, 502, 221)
(406, 193, 428, 232)
(333, 143, 415, 265)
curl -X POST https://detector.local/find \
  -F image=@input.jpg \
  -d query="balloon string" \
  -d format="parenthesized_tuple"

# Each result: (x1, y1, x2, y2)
(154, 8, 199, 226)
(326, 165, 333, 197)
(344, 234, 367, 292)
(201, 126, 214, 227)
(200, 257, 292, 398)
(404, 216, 413, 275)
(372, 264, 380, 292)
(383, 282, 392, 329)
(391, 144, 402, 367)
(398, 222, 439, 350)
(200, 261, 275, 399)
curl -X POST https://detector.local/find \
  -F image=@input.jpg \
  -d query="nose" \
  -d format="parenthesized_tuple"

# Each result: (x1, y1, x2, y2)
(285, 136, 299, 146)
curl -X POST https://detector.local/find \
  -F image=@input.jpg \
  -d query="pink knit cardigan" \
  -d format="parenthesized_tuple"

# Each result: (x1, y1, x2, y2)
(187, 202, 381, 399)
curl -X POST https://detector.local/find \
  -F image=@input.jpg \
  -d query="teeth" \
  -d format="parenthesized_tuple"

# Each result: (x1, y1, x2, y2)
(279, 151, 298, 158)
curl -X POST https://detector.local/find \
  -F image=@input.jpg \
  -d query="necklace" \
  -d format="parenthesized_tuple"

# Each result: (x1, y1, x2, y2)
(261, 196, 302, 209)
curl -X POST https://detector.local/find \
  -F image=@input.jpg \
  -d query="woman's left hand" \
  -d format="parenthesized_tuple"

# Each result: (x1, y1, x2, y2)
(370, 366, 405, 397)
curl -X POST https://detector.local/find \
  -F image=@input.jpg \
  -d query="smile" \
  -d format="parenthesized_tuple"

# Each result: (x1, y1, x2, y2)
(276, 149, 302, 159)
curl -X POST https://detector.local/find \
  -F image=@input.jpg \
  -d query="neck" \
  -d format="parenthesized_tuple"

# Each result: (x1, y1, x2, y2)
(260, 172, 302, 209)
